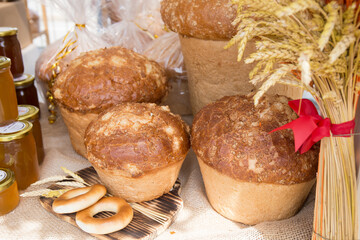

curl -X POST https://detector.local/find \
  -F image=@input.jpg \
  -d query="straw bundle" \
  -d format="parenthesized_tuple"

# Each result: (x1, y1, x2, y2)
(228, 0, 360, 238)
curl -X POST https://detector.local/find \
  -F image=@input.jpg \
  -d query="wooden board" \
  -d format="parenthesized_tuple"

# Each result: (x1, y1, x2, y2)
(39, 167, 183, 240)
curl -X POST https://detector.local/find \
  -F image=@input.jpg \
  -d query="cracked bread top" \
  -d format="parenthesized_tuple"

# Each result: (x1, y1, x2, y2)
(85, 103, 190, 177)
(53, 46, 167, 113)
(160, 0, 237, 40)
(191, 94, 319, 184)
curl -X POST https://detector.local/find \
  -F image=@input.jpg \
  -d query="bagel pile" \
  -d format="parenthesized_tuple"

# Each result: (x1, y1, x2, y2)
(52, 184, 133, 235)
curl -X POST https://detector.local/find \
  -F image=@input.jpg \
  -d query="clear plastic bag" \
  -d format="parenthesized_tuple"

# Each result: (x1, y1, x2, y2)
(35, 0, 108, 97)
(144, 32, 191, 115)
(35, 38, 62, 100)
(103, 0, 164, 53)
(144, 32, 184, 74)
(135, 0, 164, 38)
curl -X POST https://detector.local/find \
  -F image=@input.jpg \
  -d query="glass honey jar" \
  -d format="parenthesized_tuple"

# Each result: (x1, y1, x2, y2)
(0, 57, 18, 126)
(18, 105, 44, 165)
(0, 168, 19, 216)
(0, 121, 39, 190)
(14, 74, 41, 114)
(0, 27, 24, 78)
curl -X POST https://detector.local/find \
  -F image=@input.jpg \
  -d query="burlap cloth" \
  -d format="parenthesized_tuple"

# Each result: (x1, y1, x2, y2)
(0, 104, 315, 240)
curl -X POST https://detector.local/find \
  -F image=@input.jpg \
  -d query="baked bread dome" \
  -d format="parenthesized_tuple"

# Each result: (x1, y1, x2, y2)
(191, 94, 319, 225)
(161, 0, 302, 114)
(85, 103, 190, 202)
(53, 46, 167, 158)
(161, 0, 237, 40)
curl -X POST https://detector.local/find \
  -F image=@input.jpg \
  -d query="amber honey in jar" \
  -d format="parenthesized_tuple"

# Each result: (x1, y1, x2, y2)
(0, 168, 19, 216)
(0, 121, 39, 190)
(14, 74, 41, 114)
(18, 105, 44, 164)
(0, 57, 18, 126)
(0, 27, 24, 78)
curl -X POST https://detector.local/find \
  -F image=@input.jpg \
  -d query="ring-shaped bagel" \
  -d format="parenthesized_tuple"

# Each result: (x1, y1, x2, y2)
(52, 184, 107, 214)
(75, 197, 133, 234)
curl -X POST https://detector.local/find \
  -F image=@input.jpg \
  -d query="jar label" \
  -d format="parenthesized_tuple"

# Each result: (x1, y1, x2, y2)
(18, 106, 30, 116)
(0, 122, 26, 134)
(0, 170, 6, 182)
(13, 74, 28, 82)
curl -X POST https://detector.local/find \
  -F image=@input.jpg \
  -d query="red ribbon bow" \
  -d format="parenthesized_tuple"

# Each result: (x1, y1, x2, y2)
(270, 99, 355, 154)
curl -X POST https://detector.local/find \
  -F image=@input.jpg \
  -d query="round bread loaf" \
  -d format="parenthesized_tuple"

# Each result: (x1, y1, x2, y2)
(52, 47, 167, 158)
(85, 103, 190, 202)
(161, 0, 256, 114)
(161, 0, 303, 114)
(191, 94, 319, 224)
(161, 0, 237, 40)
(53, 46, 167, 113)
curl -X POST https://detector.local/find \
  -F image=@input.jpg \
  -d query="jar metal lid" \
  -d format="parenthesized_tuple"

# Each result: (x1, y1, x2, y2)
(0, 120, 33, 142)
(18, 105, 39, 121)
(0, 168, 15, 192)
(0, 56, 11, 69)
(14, 74, 34, 87)
(0, 27, 18, 37)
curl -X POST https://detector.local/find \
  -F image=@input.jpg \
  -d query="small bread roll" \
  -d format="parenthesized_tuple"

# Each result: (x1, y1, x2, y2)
(53, 46, 168, 157)
(191, 94, 319, 225)
(85, 103, 190, 202)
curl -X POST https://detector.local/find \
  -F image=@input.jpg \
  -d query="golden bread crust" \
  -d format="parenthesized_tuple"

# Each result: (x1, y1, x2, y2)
(191, 94, 319, 184)
(160, 0, 237, 40)
(53, 47, 167, 113)
(85, 103, 190, 177)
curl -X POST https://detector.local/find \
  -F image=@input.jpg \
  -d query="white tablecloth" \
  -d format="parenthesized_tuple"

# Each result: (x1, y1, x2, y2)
(0, 102, 316, 240)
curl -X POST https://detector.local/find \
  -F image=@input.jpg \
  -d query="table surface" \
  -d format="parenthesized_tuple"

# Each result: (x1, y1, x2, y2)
(2, 45, 315, 239)
(0, 101, 316, 240)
